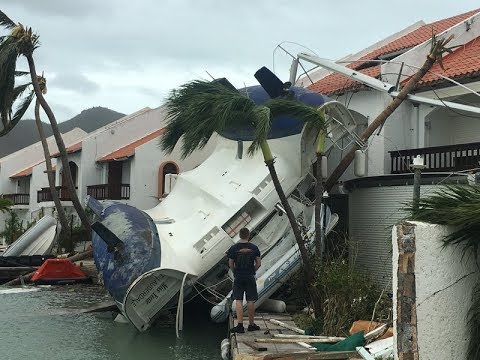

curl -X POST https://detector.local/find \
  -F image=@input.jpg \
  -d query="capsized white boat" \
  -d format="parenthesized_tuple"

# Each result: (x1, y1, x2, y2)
(90, 84, 357, 332)
(2, 215, 59, 257)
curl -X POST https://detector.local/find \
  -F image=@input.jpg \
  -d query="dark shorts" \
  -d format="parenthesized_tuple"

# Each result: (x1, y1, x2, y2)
(232, 276, 258, 301)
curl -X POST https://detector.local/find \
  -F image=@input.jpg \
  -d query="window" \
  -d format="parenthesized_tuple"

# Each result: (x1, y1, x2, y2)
(158, 161, 179, 197)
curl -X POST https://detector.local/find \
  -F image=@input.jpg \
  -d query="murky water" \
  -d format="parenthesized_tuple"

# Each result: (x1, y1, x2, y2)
(0, 285, 225, 360)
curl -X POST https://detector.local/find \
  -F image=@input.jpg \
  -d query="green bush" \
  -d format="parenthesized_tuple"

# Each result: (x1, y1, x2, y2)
(286, 236, 392, 336)
(0, 211, 36, 245)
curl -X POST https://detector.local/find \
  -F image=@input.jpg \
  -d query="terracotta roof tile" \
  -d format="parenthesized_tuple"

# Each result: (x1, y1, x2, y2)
(98, 128, 165, 162)
(413, 36, 480, 86)
(10, 160, 44, 179)
(51, 141, 82, 158)
(308, 9, 480, 95)
(308, 66, 380, 96)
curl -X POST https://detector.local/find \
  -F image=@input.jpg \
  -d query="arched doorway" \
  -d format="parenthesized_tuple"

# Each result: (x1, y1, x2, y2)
(158, 161, 179, 197)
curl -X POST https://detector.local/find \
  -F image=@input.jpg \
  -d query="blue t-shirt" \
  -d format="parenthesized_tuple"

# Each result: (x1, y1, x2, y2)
(227, 242, 261, 278)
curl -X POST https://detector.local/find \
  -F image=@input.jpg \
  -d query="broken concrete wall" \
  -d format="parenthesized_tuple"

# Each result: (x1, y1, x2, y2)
(393, 221, 478, 360)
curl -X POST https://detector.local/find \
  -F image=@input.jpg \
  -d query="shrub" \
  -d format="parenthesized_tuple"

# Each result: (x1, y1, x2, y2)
(286, 235, 392, 336)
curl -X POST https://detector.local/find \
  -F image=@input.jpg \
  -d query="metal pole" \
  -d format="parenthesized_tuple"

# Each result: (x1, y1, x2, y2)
(289, 57, 299, 85)
(411, 156, 426, 211)
(413, 168, 422, 211)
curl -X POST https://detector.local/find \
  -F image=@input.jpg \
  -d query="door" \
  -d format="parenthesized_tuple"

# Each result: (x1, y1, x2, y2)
(108, 161, 123, 200)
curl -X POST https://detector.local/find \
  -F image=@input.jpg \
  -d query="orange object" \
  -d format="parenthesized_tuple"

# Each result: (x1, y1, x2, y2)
(349, 320, 393, 340)
(31, 258, 90, 285)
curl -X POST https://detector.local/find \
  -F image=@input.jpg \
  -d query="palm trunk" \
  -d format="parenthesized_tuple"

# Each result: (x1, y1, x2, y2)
(314, 130, 327, 260)
(261, 141, 322, 317)
(324, 54, 437, 191)
(26, 55, 91, 234)
(34, 99, 72, 252)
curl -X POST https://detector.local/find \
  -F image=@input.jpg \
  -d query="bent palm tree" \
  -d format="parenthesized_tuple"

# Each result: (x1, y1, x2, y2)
(0, 68, 71, 250)
(0, 10, 91, 234)
(161, 80, 325, 315)
(34, 76, 72, 251)
(325, 33, 457, 191)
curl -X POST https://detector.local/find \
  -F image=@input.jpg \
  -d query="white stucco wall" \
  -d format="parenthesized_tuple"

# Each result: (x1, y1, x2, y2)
(0, 128, 86, 196)
(130, 134, 218, 210)
(392, 221, 478, 360)
(65, 106, 168, 202)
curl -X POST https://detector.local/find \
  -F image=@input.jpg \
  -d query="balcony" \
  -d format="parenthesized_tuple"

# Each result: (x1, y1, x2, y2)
(2, 193, 30, 205)
(86, 184, 130, 200)
(37, 186, 77, 203)
(390, 142, 480, 174)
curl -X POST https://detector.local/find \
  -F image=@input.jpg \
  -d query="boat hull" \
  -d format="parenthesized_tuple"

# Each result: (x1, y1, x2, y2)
(92, 202, 161, 306)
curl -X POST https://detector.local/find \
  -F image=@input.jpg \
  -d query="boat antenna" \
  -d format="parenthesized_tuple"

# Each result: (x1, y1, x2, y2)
(205, 70, 215, 80)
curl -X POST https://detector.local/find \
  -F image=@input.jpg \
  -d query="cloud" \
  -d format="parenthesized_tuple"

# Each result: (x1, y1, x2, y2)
(49, 73, 100, 94)
(1, 0, 479, 121)
(8, 0, 106, 19)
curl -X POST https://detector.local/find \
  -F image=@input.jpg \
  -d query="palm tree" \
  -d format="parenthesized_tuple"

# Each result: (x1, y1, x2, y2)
(408, 185, 480, 359)
(161, 80, 325, 315)
(34, 76, 72, 251)
(324, 33, 457, 191)
(0, 66, 71, 250)
(0, 11, 91, 233)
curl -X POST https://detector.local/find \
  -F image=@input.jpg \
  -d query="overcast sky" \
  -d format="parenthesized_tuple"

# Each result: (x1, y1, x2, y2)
(2, 1, 479, 121)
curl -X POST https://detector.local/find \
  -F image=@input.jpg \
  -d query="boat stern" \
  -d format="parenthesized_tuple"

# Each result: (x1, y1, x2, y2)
(124, 268, 195, 331)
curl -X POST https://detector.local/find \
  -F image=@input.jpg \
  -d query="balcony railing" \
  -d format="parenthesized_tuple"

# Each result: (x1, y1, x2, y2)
(2, 193, 29, 205)
(86, 184, 130, 200)
(390, 142, 480, 174)
(37, 186, 77, 202)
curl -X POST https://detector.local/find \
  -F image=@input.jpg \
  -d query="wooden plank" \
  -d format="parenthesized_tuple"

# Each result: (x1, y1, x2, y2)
(255, 338, 342, 344)
(273, 334, 345, 342)
(80, 300, 117, 313)
(364, 323, 388, 342)
(269, 319, 305, 334)
(262, 351, 357, 359)
(297, 341, 316, 350)
(243, 341, 267, 352)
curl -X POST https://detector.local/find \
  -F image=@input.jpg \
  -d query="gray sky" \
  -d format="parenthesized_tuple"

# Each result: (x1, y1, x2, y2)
(2, 0, 479, 121)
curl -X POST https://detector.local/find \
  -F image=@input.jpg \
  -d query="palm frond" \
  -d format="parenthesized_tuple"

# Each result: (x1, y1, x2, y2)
(0, 89, 34, 137)
(0, 10, 16, 29)
(11, 89, 33, 121)
(265, 98, 325, 128)
(248, 106, 271, 156)
(0, 55, 19, 126)
(161, 80, 257, 158)
(408, 185, 480, 258)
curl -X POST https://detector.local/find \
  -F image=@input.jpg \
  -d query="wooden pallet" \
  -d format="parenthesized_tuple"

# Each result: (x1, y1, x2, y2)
(230, 313, 358, 360)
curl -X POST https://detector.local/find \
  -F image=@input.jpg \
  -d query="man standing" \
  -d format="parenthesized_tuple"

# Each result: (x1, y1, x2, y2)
(227, 227, 261, 333)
